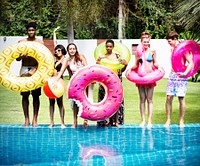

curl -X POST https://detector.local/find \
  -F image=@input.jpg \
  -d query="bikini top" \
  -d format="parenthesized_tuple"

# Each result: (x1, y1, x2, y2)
(55, 61, 62, 72)
(55, 61, 63, 78)
(146, 52, 153, 62)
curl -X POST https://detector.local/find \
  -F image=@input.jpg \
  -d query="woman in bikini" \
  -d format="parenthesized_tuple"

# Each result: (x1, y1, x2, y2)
(129, 34, 162, 129)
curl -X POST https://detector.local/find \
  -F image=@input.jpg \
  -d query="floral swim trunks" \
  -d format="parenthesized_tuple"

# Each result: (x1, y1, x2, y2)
(166, 72, 188, 97)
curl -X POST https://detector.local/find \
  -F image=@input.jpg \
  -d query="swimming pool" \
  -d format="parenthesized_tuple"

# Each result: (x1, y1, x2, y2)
(0, 124, 200, 165)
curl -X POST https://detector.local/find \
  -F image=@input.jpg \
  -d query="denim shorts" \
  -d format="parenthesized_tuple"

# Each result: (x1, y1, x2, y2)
(166, 72, 188, 97)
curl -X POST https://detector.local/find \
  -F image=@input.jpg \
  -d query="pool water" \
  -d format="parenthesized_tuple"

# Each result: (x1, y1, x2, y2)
(0, 124, 200, 165)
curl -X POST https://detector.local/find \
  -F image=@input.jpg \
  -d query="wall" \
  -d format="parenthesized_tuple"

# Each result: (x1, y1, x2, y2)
(0, 36, 171, 77)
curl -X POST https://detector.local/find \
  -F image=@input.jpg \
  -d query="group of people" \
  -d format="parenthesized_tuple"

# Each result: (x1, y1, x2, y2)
(17, 21, 194, 129)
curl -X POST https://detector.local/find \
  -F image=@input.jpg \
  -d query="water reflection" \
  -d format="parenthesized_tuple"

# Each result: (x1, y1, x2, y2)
(141, 128, 154, 150)
(79, 144, 123, 166)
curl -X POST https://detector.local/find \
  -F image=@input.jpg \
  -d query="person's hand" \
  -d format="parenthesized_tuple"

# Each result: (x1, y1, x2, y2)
(20, 52, 28, 58)
(125, 68, 131, 76)
(158, 66, 165, 73)
(119, 59, 128, 65)
(54, 26, 60, 33)
(177, 72, 186, 78)
(96, 57, 103, 64)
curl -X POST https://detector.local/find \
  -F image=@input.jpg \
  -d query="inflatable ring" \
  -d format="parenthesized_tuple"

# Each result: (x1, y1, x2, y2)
(172, 40, 200, 78)
(68, 65, 123, 121)
(126, 55, 165, 84)
(126, 67, 165, 84)
(0, 42, 54, 92)
(94, 41, 131, 73)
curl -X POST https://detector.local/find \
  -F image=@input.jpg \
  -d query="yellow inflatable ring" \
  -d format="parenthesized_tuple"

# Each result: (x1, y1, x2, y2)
(94, 41, 131, 73)
(0, 41, 54, 92)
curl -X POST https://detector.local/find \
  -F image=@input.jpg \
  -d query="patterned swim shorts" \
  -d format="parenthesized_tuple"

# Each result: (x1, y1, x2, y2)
(166, 72, 188, 97)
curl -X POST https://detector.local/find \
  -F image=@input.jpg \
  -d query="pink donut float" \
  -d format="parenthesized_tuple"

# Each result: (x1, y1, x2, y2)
(68, 65, 123, 121)
(172, 40, 200, 78)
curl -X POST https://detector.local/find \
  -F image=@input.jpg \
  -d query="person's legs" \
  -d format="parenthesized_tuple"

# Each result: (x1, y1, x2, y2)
(146, 87, 154, 128)
(22, 94, 30, 127)
(97, 84, 107, 127)
(32, 95, 40, 127)
(49, 98, 55, 128)
(31, 88, 41, 127)
(118, 100, 125, 124)
(178, 96, 185, 128)
(56, 96, 66, 128)
(165, 95, 173, 127)
(138, 88, 146, 127)
(71, 102, 78, 128)
(115, 111, 122, 128)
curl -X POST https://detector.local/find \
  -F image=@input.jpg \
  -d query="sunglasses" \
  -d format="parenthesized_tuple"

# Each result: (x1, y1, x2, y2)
(55, 49, 62, 53)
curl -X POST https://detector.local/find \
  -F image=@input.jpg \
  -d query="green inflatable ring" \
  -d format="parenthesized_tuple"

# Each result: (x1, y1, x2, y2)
(94, 41, 131, 73)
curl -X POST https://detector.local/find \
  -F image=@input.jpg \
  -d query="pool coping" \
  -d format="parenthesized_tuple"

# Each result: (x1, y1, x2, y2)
(0, 123, 200, 128)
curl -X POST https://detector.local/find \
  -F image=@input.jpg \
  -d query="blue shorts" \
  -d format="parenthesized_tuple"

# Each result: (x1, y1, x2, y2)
(166, 72, 188, 97)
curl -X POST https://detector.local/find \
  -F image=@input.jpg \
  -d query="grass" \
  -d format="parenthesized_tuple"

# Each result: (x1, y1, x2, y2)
(0, 77, 200, 126)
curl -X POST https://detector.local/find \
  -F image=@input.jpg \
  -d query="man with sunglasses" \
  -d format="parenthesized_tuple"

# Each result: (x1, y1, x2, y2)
(16, 21, 44, 127)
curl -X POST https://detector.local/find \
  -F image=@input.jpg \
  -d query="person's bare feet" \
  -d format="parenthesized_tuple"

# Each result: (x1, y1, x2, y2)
(32, 120, 38, 127)
(116, 123, 122, 128)
(139, 121, 145, 128)
(71, 124, 77, 128)
(106, 122, 112, 127)
(48, 123, 54, 128)
(164, 119, 171, 128)
(24, 120, 30, 127)
(180, 120, 185, 128)
(147, 122, 152, 129)
(83, 120, 88, 128)
(61, 124, 66, 129)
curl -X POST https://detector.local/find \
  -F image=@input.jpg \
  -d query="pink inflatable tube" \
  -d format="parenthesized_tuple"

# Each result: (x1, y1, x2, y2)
(126, 67, 165, 84)
(172, 40, 200, 78)
(126, 43, 165, 84)
(68, 65, 123, 121)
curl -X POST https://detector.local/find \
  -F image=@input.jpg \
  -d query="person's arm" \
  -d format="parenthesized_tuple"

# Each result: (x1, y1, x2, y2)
(179, 52, 194, 77)
(81, 54, 88, 66)
(53, 26, 60, 48)
(131, 53, 139, 70)
(152, 50, 158, 67)
(96, 55, 105, 64)
(119, 59, 128, 72)
(152, 50, 165, 73)
(16, 39, 26, 61)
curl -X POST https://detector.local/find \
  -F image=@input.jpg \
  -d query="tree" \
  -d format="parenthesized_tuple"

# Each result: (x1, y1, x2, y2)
(0, 0, 60, 39)
(57, 0, 108, 43)
(128, 0, 177, 38)
(175, 0, 200, 37)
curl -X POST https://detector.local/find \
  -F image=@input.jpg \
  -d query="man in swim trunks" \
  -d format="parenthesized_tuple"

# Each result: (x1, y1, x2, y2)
(165, 31, 194, 128)
(16, 21, 44, 127)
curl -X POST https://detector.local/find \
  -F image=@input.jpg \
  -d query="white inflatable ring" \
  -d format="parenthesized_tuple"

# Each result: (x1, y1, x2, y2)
(94, 41, 131, 73)
(172, 40, 200, 78)
(68, 65, 123, 121)
(0, 42, 54, 92)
